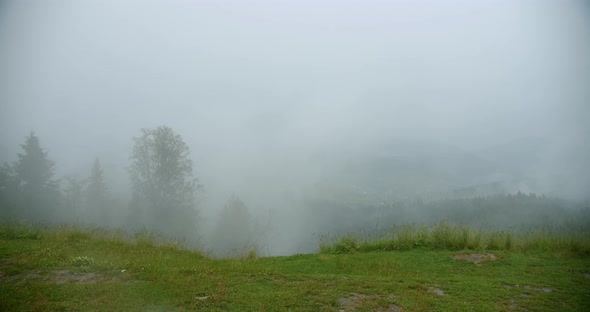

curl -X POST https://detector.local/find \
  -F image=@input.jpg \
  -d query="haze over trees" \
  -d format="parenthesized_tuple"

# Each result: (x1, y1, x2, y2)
(86, 158, 108, 224)
(210, 195, 264, 256)
(0, 128, 203, 237)
(0, 1, 589, 256)
(0, 127, 588, 256)
(2, 133, 60, 222)
(0, 163, 18, 219)
(62, 176, 85, 222)
(128, 126, 199, 235)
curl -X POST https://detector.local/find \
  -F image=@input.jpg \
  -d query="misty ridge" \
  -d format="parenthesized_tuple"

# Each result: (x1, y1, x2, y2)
(1, 128, 588, 257)
(1, 1, 589, 256)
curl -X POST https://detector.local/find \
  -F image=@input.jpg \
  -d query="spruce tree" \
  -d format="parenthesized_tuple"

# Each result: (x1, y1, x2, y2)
(0, 163, 19, 219)
(86, 158, 108, 224)
(14, 132, 59, 220)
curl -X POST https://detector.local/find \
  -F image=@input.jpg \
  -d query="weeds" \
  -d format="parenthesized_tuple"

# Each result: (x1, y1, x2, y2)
(1, 222, 589, 311)
(0, 222, 42, 240)
(320, 221, 590, 254)
(69, 256, 96, 267)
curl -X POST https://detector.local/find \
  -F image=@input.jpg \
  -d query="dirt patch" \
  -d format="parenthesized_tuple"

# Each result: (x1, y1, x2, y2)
(501, 284, 553, 309)
(524, 285, 552, 293)
(453, 253, 497, 264)
(0, 270, 44, 283)
(337, 293, 402, 312)
(378, 304, 403, 312)
(504, 284, 552, 293)
(507, 298, 518, 310)
(53, 270, 113, 284)
(338, 293, 366, 311)
(1, 269, 118, 284)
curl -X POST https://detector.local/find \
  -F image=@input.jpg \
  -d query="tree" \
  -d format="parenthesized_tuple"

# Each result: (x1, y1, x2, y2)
(128, 126, 199, 232)
(211, 195, 264, 257)
(86, 158, 108, 224)
(0, 163, 19, 219)
(13, 132, 60, 220)
(63, 176, 85, 223)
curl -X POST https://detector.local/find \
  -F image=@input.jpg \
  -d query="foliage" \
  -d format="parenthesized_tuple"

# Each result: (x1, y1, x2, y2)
(128, 126, 199, 234)
(15, 133, 58, 192)
(2, 132, 60, 221)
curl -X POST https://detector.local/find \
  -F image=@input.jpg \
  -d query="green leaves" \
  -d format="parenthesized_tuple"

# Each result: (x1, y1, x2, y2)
(128, 126, 199, 233)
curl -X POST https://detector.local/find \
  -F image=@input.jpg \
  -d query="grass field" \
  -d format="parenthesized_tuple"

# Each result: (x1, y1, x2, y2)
(319, 221, 590, 255)
(1, 223, 589, 311)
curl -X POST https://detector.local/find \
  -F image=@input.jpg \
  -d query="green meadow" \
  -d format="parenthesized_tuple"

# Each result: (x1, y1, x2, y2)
(1, 223, 589, 311)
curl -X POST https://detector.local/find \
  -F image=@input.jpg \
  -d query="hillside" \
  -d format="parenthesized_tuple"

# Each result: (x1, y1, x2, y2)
(1, 224, 589, 311)
(310, 137, 590, 202)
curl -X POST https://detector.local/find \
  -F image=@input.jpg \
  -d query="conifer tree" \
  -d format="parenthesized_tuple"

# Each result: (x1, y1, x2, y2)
(14, 132, 60, 220)
(86, 158, 108, 223)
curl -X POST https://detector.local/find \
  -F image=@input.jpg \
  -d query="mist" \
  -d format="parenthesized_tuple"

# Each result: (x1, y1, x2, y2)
(1, 0, 589, 256)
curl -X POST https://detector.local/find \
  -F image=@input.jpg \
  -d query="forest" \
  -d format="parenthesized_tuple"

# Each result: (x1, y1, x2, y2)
(1, 129, 588, 257)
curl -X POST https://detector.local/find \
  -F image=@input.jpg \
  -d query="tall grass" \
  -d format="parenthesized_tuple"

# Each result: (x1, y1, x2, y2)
(3, 220, 589, 258)
(320, 221, 590, 254)
(0, 222, 199, 252)
(0, 221, 43, 240)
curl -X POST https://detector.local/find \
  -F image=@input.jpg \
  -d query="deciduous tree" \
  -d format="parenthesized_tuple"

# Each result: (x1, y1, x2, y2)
(129, 126, 199, 232)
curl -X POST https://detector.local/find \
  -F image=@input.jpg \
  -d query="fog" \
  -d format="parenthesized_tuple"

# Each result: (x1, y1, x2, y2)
(1, 0, 589, 256)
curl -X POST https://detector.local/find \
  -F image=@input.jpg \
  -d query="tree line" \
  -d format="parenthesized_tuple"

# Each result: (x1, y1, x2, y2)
(3, 127, 587, 254)
(0, 126, 201, 236)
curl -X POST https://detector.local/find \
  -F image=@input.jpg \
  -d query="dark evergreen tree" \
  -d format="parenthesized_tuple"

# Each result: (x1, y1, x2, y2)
(86, 158, 108, 224)
(0, 163, 19, 219)
(14, 132, 60, 221)
(63, 176, 85, 223)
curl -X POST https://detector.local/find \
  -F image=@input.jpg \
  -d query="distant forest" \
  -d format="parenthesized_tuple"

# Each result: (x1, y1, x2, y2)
(0, 128, 199, 236)
(1, 129, 589, 254)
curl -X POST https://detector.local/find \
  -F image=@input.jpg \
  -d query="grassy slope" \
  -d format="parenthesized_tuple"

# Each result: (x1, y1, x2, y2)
(1, 226, 589, 311)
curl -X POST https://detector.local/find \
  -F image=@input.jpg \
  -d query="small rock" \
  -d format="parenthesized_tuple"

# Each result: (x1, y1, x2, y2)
(428, 286, 446, 296)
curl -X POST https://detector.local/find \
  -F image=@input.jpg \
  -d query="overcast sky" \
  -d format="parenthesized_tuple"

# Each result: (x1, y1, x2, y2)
(0, 0, 588, 195)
